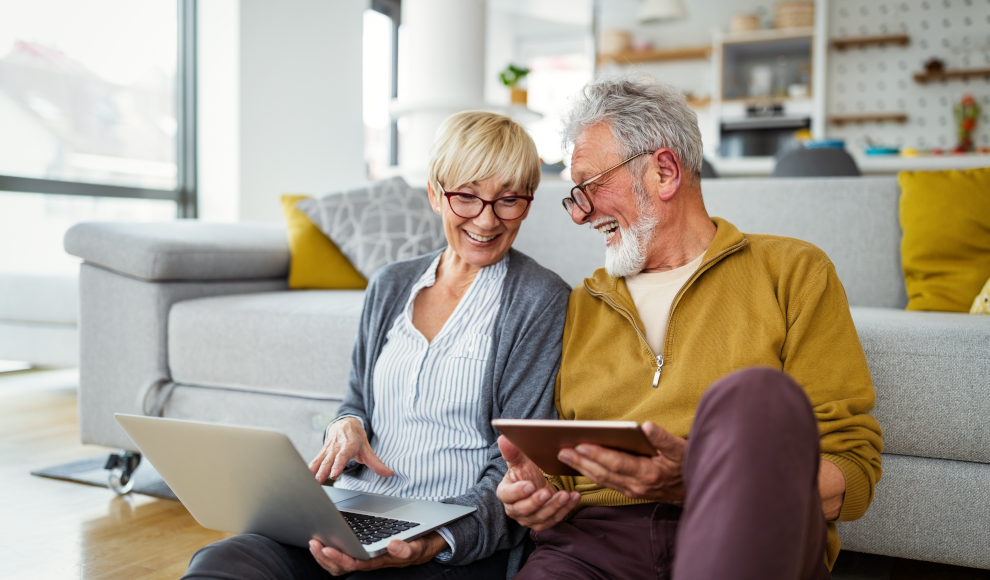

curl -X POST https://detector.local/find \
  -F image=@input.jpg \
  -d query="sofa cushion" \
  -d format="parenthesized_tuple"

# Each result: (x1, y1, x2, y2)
(703, 177, 906, 309)
(972, 275, 990, 314)
(852, 306, 990, 464)
(899, 167, 990, 312)
(281, 194, 367, 290)
(168, 290, 365, 398)
(65, 222, 290, 281)
(296, 176, 446, 280)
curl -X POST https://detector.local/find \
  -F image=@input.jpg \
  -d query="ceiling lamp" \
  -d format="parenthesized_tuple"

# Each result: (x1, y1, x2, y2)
(638, 0, 687, 23)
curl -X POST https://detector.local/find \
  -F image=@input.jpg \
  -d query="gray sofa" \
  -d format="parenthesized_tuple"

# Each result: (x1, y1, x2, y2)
(65, 177, 990, 569)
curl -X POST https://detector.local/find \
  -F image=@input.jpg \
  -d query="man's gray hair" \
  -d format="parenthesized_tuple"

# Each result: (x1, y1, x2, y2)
(562, 73, 704, 176)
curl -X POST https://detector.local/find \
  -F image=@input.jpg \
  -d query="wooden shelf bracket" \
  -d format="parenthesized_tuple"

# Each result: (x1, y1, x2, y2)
(831, 34, 909, 51)
(828, 113, 908, 126)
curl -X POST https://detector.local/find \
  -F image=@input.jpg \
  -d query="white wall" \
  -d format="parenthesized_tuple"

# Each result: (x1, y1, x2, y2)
(197, 0, 240, 222)
(198, 0, 367, 223)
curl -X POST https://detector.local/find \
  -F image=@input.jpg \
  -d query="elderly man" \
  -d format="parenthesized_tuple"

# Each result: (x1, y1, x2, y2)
(496, 75, 883, 579)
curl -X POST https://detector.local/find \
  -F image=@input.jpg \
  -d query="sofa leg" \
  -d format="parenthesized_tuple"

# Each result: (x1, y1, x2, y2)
(104, 451, 141, 495)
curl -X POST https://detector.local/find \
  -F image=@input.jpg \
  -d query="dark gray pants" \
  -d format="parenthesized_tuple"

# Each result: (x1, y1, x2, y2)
(182, 534, 510, 580)
(515, 367, 832, 580)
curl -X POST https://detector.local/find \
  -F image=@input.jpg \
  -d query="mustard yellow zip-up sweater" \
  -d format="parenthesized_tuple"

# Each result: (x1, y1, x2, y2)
(550, 217, 883, 569)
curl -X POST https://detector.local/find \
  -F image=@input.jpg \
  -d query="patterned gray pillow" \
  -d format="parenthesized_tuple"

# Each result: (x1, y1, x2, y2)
(295, 176, 446, 279)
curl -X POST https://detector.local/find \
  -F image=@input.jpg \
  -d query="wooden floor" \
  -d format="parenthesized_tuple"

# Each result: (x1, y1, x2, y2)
(0, 369, 229, 580)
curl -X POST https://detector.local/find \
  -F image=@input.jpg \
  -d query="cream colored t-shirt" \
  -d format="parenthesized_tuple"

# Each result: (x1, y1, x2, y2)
(624, 251, 706, 355)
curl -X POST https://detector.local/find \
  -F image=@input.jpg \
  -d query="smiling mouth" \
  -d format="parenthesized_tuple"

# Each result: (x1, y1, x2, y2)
(593, 219, 619, 244)
(465, 231, 500, 243)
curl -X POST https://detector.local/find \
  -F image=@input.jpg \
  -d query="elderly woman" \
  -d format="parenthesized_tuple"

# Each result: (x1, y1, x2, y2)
(183, 111, 569, 580)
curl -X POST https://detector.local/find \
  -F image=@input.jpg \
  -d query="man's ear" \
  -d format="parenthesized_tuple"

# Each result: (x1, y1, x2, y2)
(650, 149, 683, 202)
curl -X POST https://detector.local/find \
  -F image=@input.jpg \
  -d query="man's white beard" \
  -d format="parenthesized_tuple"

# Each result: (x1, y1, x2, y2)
(604, 181, 657, 278)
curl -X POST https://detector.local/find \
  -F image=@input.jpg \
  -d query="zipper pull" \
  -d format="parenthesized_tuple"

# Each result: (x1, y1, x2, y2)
(652, 355, 664, 388)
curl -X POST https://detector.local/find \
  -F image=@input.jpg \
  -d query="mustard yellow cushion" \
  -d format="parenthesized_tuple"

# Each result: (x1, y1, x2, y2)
(899, 167, 990, 312)
(280, 194, 367, 290)
(972, 276, 990, 314)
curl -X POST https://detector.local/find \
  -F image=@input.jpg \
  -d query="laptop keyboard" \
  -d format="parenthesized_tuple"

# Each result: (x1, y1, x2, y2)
(341, 512, 420, 545)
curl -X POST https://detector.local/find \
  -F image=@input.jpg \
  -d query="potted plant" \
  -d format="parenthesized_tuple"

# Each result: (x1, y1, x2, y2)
(499, 64, 530, 107)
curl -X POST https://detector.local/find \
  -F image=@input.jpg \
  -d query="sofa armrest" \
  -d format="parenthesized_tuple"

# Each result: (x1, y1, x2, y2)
(64, 221, 290, 282)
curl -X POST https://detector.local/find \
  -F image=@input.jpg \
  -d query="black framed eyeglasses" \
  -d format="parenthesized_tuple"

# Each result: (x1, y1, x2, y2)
(438, 183, 533, 221)
(562, 151, 651, 216)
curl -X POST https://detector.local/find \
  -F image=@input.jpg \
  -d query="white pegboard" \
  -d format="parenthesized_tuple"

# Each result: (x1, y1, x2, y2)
(827, 0, 990, 151)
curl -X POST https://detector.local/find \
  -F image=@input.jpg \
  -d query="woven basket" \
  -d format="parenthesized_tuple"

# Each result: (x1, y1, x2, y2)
(775, 1, 814, 29)
(730, 13, 761, 33)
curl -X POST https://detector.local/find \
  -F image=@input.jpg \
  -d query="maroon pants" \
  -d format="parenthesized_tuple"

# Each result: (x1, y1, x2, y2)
(516, 367, 830, 580)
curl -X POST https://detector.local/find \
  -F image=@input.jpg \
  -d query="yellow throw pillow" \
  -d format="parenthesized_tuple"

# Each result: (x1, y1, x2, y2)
(899, 167, 990, 312)
(972, 276, 990, 314)
(280, 194, 367, 290)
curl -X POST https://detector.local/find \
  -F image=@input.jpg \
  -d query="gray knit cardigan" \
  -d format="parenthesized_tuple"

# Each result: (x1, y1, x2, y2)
(335, 248, 570, 574)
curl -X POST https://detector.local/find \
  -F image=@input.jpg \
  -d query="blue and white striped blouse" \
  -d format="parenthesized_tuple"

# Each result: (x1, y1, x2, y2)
(334, 252, 508, 553)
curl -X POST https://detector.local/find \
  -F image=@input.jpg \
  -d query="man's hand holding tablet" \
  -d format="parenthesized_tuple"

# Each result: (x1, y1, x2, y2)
(494, 419, 688, 528)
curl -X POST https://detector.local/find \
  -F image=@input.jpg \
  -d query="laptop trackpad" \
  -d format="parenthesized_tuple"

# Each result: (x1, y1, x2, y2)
(336, 495, 415, 514)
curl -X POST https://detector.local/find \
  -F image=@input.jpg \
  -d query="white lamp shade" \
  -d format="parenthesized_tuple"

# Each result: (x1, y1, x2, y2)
(639, 0, 687, 23)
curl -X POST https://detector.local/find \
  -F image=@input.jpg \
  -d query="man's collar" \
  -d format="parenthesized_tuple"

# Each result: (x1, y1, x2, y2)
(583, 217, 746, 296)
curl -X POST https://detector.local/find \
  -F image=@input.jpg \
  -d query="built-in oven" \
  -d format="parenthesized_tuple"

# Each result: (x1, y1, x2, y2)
(718, 101, 810, 158)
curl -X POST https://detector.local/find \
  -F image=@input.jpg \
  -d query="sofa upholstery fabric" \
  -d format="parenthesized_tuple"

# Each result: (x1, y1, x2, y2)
(702, 177, 906, 309)
(851, 307, 990, 463)
(838, 454, 990, 569)
(163, 384, 344, 461)
(77, 263, 287, 451)
(65, 222, 290, 281)
(169, 291, 364, 399)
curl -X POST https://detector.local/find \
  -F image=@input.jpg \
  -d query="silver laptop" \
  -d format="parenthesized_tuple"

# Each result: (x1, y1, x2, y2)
(115, 414, 475, 559)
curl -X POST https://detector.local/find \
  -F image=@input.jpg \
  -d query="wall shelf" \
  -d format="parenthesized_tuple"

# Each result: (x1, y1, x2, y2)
(831, 34, 909, 51)
(597, 45, 711, 65)
(829, 113, 908, 125)
(913, 67, 990, 84)
(722, 27, 814, 46)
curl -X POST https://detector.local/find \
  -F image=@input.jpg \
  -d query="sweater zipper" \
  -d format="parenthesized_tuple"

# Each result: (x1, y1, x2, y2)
(660, 239, 748, 359)
(584, 238, 748, 389)
(583, 288, 664, 388)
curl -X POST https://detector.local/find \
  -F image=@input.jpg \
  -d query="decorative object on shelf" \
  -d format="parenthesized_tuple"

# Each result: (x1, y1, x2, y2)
(913, 65, 990, 84)
(749, 64, 773, 98)
(774, 1, 813, 30)
(831, 34, 910, 51)
(638, 0, 686, 24)
(829, 113, 909, 126)
(601, 29, 632, 55)
(730, 13, 761, 33)
(923, 57, 945, 74)
(499, 64, 530, 107)
(804, 139, 846, 149)
(865, 146, 900, 156)
(631, 39, 654, 52)
(954, 94, 981, 154)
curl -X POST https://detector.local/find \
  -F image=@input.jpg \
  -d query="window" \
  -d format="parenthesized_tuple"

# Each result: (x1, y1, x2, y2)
(364, 0, 400, 181)
(0, 0, 196, 215)
(0, 0, 195, 274)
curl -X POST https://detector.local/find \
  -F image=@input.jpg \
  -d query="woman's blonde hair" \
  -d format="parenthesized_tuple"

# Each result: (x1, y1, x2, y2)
(427, 111, 541, 202)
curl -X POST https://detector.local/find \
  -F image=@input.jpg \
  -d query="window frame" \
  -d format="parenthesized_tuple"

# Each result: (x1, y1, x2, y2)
(0, 0, 199, 218)
(370, 0, 400, 168)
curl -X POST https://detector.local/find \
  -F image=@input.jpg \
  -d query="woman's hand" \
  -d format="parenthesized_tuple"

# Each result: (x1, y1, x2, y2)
(308, 533, 448, 576)
(309, 417, 394, 482)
